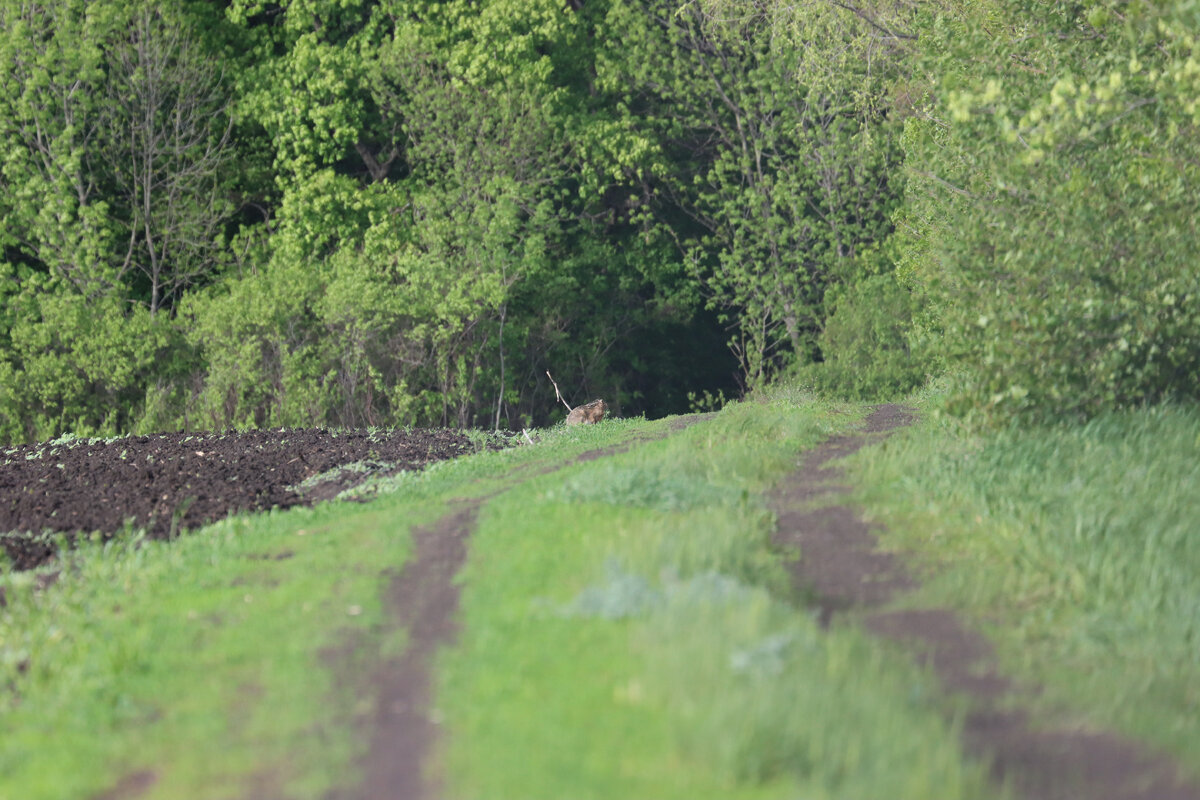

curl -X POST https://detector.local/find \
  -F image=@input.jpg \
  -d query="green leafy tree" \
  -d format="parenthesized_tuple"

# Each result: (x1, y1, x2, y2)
(0, 0, 236, 441)
(0, 0, 118, 295)
(0, 0, 236, 306)
(601, 0, 904, 386)
(798, 270, 928, 400)
(899, 0, 1200, 422)
(198, 0, 568, 429)
(199, 0, 738, 430)
(97, 4, 235, 317)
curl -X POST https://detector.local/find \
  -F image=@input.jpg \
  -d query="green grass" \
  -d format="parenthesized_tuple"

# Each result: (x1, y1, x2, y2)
(438, 390, 1000, 800)
(0, 395, 1006, 799)
(0, 418, 652, 800)
(849, 399, 1200, 776)
(1, 502, 414, 800)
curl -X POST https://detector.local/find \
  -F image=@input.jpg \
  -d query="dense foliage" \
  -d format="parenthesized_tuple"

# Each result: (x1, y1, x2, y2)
(0, 0, 1196, 441)
(0, 0, 898, 441)
(897, 0, 1200, 422)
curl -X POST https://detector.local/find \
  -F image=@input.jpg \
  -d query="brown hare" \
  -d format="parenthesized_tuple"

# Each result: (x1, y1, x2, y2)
(566, 399, 607, 425)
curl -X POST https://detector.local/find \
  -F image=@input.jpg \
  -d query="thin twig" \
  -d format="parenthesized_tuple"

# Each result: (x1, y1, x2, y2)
(824, 0, 918, 41)
(546, 371, 573, 412)
(521, 429, 535, 446)
(910, 169, 976, 199)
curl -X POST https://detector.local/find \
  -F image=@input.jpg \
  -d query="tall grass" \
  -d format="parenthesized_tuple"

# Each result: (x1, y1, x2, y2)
(851, 403, 1200, 772)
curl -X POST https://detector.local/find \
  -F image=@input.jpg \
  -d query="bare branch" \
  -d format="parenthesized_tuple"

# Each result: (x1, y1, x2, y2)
(545, 371, 573, 412)
(823, 0, 917, 40)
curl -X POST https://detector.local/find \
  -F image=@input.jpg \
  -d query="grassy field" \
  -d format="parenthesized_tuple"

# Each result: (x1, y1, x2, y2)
(437, 388, 997, 799)
(849, 394, 1200, 778)
(11, 383, 1197, 798)
(0, 390, 1003, 799)
(0, 418, 655, 799)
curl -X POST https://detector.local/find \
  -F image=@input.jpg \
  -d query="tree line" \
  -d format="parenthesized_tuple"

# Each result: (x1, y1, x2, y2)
(0, 0, 1196, 443)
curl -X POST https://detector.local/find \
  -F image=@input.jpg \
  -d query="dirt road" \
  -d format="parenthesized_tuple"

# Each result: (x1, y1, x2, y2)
(771, 405, 1200, 800)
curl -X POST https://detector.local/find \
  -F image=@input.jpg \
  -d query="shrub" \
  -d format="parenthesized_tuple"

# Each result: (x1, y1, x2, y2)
(798, 273, 930, 400)
(900, 0, 1200, 424)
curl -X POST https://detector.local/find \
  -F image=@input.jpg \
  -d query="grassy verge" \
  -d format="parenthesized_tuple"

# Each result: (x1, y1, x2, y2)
(437, 387, 1001, 800)
(0, 418, 653, 800)
(1, 391, 1014, 800)
(849, 398, 1200, 775)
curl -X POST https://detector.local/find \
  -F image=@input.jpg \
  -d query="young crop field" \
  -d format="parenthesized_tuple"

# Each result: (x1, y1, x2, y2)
(1, 390, 1197, 800)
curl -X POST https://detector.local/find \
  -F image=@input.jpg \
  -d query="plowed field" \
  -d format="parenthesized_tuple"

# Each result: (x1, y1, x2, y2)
(0, 428, 493, 571)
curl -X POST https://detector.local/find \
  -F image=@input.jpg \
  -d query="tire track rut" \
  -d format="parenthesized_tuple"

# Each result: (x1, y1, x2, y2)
(770, 404, 1200, 800)
(333, 415, 716, 800)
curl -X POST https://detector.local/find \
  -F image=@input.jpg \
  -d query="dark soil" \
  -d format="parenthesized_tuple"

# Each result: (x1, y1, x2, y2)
(0, 428, 493, 571)
(91, 771, 156, 800)
(771, 404, 915, 627)
(771, 404, 1200, 800)
(331, 502, 478, 800)
(866, 609, 1200, 800)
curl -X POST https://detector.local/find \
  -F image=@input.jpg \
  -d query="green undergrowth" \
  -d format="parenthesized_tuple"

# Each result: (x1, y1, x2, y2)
(849, 401, 1200, 776)
(0, 417, 656, 800)
(437, 387, 1001, 800)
